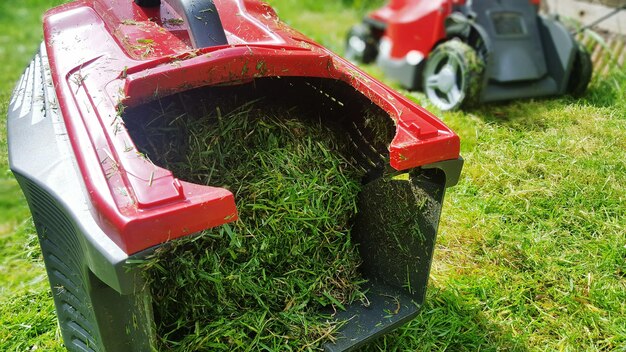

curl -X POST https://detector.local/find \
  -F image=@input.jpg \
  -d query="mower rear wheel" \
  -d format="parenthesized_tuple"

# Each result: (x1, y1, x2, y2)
(345, 23, 379, 64)
(567, 42, 592, 97)
(422, 40, 484, 111)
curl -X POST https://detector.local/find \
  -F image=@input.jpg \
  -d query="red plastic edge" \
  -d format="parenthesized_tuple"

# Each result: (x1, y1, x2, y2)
(42, 0, 460, 254)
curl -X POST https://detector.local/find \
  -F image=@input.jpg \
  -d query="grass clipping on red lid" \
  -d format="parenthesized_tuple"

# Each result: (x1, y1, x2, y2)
(136, 100, 368, 350)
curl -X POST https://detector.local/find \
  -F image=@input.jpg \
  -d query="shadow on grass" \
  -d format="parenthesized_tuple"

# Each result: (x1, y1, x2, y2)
(363, 286, 527, 351)
(581, 71, 626, 110)
(465, 99, 557, 132)
(464, 69, 625, 128)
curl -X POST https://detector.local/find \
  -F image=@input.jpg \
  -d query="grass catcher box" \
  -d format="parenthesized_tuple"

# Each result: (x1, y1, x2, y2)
(7, 0, 463, 351)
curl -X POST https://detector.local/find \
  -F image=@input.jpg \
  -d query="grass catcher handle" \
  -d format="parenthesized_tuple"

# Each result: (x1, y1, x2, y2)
(134, 0, 228, 48)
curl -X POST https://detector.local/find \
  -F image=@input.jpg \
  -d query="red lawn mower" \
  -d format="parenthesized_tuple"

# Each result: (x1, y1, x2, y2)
(8, 0, 462, 350)
(346, 0, 593, 110)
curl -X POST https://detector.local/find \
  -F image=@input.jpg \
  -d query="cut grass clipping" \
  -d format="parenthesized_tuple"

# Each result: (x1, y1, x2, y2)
(136, 100, 368, 350)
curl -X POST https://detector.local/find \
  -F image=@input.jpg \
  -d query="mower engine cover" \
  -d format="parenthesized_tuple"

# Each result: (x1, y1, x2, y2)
(8, 0, 463, 351)
(346, 0, 592, 110)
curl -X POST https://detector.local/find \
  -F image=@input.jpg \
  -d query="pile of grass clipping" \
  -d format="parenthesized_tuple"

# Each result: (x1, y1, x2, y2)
(139, 100, 367, 350)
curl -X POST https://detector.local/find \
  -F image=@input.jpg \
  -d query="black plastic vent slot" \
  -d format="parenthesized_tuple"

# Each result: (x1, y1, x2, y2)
(22, 180, 103, 352)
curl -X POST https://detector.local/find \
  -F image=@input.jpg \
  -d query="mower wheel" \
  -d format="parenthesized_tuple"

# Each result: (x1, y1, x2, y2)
(345, 23, 379, 64)
(567, 42, 592, 97)
(422, 40, 484, 111)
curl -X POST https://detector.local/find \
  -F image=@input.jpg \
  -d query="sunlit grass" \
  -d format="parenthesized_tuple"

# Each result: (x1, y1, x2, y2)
(1, 0, 625, 351)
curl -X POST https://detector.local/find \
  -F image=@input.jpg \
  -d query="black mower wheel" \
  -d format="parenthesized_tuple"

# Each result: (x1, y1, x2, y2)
(345, 23, 379, 64)
(567, 42, 592, 97)
(422, 40, 484, 111)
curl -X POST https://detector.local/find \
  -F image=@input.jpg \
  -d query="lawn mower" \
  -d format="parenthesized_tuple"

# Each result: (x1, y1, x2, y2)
(8, 0, 462, 351)
(346, 0, 593, 110)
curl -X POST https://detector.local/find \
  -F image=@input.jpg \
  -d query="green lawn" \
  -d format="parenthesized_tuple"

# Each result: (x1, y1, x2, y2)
(0, 2, 70, 350)
(1, 0, 625, 351)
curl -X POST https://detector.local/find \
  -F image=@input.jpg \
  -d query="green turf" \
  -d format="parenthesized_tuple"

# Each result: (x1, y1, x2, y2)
(1, 0, 625, 351)
(0, 1, 67, 350)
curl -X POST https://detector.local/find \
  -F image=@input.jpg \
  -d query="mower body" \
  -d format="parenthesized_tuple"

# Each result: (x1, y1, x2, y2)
(8, 0, 462, 351)
(347, 0, 592, 110)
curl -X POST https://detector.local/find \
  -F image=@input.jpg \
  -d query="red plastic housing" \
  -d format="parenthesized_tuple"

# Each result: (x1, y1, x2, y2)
(369, 0, 458, 59)
(43, 0, 460, 254)
(368, 0, 542, 60)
